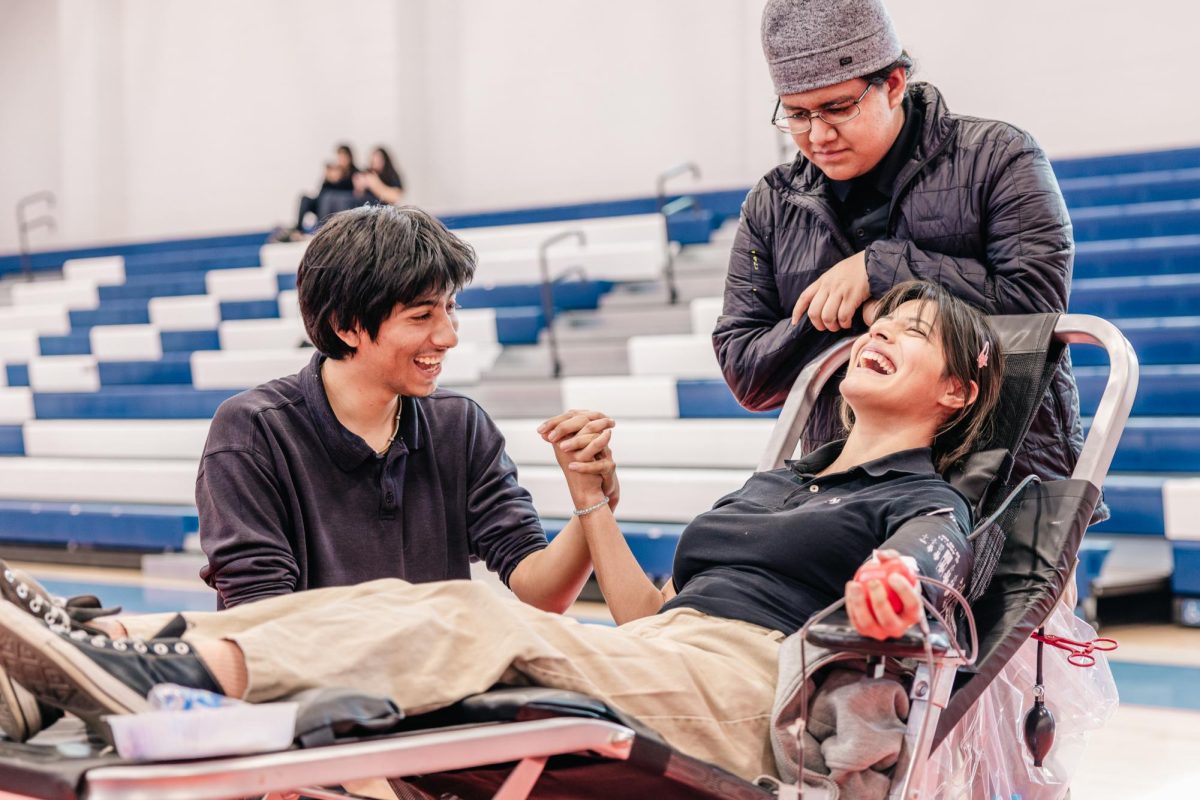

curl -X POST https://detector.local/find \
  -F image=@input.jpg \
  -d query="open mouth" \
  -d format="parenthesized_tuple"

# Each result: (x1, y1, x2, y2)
(857, 349, 895, 376)
(414, 355, 443, 376)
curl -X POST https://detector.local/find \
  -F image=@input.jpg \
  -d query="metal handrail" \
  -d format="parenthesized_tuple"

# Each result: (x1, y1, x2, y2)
(538, 230, 587, 378)
(16, 191, 57, 280)
(655, 162, 701, 305)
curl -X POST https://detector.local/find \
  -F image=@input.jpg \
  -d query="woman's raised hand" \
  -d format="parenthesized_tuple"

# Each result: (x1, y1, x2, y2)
(844, 549, 923, 640)
(537, 410, 620, 511)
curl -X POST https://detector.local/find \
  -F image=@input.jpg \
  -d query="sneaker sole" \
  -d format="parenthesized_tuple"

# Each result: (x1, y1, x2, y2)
(0, 603, 149, 725)
(0, 663, 32, 741)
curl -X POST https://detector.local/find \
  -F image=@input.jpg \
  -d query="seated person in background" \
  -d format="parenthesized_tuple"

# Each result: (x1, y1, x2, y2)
(0, 280, 1000, 786)
(293, 143, 359, 237)
(353, 146, 405, 205)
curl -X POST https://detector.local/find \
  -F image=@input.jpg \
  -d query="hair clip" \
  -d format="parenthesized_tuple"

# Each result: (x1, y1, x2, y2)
(977, 340, 991, 369)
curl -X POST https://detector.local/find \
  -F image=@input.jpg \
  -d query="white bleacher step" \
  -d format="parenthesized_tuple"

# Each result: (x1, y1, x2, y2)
(23, 419, 211, 460)
(218, 317, 308, 350)
(26, 356, 100, 392)
(560, 376, 679, 418)
(149, 295, 221, 331)
(205, 268, 277, 301)
(628, 334, 721, 379)
(259, 241, 309, 274)
(191, 342, 493, 389)
(0, 305, 71, 336)
(550, 304, 693, 343)
(62, 256, 125, 285)
(1164, 478, 1200, 541)
(472, 242, 665, 286)
(690, 297, 723, 336)
(458, 214, 666, 254)
(90, 324, 162, 361)
(0, 330, 41, 361)
(455, 379, 564, 420)
(9, 279, 99, 310)
(521, 465, 747, 523)
(485, 341, 629, 380)
(1090, 536, 1173, 598)
(0, 458, 196, 504)
(0, 388, 33, 423)
(278, 290, 299, 318)
(597, 274, 727, 309)
(498, 418, 771, 469)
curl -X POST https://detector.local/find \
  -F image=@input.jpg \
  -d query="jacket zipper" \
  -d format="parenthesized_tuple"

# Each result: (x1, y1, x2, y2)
(885, 118, 960, 235)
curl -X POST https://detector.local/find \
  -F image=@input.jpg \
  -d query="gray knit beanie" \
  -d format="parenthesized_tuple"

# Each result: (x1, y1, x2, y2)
(762, 0, 903, 96)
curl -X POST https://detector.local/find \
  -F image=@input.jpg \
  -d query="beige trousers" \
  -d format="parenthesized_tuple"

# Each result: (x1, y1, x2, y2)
(123, 579, 783, 782)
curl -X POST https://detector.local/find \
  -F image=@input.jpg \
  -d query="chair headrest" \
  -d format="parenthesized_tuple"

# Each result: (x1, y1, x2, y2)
(944, 448, 1014, 518)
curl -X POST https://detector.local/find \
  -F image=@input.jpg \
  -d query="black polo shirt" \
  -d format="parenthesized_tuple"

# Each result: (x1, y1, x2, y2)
(829, 94, 924, 249)
(196, 352, 547, 608)
(660, 441, 972, 634)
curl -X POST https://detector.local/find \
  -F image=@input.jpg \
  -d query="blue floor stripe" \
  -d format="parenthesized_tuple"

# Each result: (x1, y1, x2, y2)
(1109, 661, 1200, 711)
(37, 578, 217, 615)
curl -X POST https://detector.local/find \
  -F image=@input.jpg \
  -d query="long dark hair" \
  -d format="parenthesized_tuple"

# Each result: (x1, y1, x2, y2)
(371, 147, 402, 188)
(840, 281, 1004, 473)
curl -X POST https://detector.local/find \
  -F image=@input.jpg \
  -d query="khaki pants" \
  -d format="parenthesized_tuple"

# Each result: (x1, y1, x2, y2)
(123, 579, 783, 781)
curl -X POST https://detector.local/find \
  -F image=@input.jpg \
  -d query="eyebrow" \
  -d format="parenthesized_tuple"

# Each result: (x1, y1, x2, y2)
(782, 95, 857, 113)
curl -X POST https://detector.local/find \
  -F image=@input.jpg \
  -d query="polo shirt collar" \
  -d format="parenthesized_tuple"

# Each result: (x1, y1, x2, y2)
(300, 352, 425, 471)
(786, 438, 937, 479)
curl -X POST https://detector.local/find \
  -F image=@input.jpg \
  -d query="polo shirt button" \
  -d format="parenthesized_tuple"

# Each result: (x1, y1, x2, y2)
(856, 228, 866, 237)
(809, 485, 819, 493)
(385, 492, 395, 504)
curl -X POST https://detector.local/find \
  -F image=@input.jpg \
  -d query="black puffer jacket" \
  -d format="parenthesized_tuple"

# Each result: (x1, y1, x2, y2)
(714, 82, 1100, 517)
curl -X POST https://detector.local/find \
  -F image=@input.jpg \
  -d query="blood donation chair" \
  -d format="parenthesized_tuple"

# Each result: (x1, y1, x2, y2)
(0, 312, 1135, 800)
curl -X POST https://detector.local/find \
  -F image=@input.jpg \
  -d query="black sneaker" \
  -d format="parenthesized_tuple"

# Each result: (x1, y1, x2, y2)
(0, 561, 121, 636)
(0, 602, 223, 734)
(0, 666, 56, 742)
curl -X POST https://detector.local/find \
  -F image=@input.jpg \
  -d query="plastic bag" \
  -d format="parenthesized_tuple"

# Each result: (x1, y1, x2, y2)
(922, 603, 1119, 800)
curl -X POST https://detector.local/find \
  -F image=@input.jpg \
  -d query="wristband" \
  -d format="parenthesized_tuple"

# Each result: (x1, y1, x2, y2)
(572, 496, 610, 517)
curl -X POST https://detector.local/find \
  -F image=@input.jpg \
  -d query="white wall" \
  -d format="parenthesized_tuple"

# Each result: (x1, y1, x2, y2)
(1, 0, 1197, 254)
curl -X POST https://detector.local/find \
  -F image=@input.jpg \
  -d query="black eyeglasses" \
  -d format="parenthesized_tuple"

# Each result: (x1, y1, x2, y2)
(771, 83, 874, 134)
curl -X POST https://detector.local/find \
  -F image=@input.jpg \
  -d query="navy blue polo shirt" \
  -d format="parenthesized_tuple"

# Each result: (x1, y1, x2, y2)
(196, 352, 547, 608)
(661, 441, 972, 634)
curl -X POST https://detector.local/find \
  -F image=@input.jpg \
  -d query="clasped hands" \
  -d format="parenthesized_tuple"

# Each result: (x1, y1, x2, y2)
(537, 410, 619, 512)
(791, 251, 880, 332)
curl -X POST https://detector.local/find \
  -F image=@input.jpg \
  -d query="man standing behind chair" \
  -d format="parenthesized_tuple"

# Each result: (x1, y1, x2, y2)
(716, 0, 1096, 508)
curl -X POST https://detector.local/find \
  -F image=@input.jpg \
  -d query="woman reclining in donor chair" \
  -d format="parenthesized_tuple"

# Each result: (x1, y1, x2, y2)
(0, 279, 1001, 785)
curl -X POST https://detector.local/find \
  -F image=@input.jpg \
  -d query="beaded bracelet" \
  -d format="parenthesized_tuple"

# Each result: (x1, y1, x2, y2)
(572, 496, 610, 517)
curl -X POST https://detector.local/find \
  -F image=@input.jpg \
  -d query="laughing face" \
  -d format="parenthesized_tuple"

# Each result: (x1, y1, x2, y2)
(840, 298, 972, 425)
(341, 291, 460, 397)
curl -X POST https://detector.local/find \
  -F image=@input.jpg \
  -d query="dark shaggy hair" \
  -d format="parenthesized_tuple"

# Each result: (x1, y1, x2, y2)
(840, 280, 1005, 473)
(297, 205, 475, 359)
(862, 50, 915, 85)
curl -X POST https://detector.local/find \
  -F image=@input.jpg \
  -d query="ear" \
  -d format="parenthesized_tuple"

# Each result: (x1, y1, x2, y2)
(884, 67, 907, 109)
(331, 315, 364, 352)
(938, 376, 979, 414)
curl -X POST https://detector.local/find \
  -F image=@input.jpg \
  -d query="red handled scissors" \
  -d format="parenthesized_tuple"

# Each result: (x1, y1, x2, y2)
(1031, 632, 1118, 667)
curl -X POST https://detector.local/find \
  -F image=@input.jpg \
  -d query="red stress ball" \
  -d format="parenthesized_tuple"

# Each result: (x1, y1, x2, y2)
(854, 555, 918, 615)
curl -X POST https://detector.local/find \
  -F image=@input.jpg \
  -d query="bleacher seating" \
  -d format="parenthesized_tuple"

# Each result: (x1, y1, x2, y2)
(0, 148, 1198, 622)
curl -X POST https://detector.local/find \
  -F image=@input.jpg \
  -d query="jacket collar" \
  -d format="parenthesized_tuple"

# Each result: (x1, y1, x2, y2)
(786, 438, 938, 479)
(300, 352, 424, 471)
